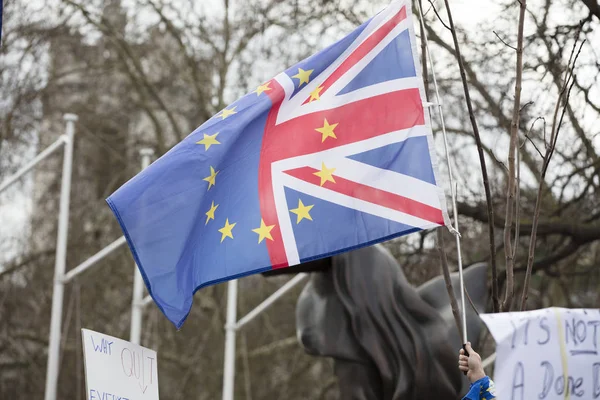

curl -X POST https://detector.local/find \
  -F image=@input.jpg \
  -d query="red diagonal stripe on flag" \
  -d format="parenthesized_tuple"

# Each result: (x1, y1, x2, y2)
(271, 87, 423, 162)
(284, 167, 444, 224)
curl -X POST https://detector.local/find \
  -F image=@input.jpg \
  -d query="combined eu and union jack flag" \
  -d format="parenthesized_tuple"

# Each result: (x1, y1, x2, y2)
(107, 0, 450, 328)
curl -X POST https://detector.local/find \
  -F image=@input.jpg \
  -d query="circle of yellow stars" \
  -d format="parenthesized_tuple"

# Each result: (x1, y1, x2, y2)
(197, 65, 346, 244)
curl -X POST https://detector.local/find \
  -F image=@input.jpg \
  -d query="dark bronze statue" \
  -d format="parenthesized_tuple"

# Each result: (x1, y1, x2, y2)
(294, 244, 488, 400)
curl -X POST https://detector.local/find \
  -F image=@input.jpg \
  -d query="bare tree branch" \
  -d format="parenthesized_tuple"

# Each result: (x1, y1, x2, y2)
(520, 33, 586, 310)
(437, 229, 464, 342)
(443, 0, 499, 312)
(418, 1, 463, 340)
(502, 0, 527, 312)
(580, 0, 600, 21)
(493, 30, 517, 51)
(427, 0, 451, 31)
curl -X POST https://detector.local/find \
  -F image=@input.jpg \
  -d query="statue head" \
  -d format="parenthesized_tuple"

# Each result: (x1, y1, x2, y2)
(296, 244, 488, 400)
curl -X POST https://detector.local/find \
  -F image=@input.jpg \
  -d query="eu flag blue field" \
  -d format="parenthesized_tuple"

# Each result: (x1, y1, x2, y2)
(107, 0, 449, 328)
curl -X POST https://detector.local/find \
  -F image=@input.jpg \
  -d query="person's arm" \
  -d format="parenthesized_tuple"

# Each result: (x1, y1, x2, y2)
(458, 342, 496, 400)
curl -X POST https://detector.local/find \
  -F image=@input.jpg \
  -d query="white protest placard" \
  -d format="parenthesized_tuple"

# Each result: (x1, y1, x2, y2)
(81, 328, 159, 400)
(480, 307, 600, 400)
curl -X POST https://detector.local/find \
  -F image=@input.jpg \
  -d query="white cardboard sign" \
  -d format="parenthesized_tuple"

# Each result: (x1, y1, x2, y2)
(480, 307, 600, 400)
(81, 328, 159, 400)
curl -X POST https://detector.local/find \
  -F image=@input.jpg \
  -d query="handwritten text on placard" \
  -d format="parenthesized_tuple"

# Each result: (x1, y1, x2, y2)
(81, 329, 159, 400)
(481, 308, 600, 400)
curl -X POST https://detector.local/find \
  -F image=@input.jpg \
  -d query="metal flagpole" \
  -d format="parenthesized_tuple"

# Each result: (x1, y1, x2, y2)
(44, 113, 78, 400)
(235, 273, 308, 330)
(62, 236, 127, 283)
(222, 279, 238, 400)
(416, 2, 468, 343)
(130, 148, 155, 345)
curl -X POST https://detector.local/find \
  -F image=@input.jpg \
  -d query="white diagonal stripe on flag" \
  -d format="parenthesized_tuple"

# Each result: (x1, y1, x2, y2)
(302, 157, 442, 209)
(280, 173, 439, 230)
(272, 125, 429, 173)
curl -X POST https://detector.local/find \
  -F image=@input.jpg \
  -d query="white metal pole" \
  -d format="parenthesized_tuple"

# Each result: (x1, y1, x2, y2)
(44, 113, 77, 400)
(62, 236, 127, 283)
(130, 148, 154, 345)
(222, 280, 238, 400)
(0, 136, 66, 194)
(141, 294, 154, 307)
(236, 273, 307, 330)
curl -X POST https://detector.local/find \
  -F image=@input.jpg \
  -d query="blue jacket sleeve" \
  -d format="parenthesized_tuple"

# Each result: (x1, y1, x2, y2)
(462, 376, 496, 400)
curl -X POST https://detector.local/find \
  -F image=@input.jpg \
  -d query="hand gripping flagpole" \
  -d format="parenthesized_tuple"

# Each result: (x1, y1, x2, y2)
(416, 1, 468, 345)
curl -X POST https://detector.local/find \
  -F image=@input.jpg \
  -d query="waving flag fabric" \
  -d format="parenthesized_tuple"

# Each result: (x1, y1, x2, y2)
(107, 0, 450, 328)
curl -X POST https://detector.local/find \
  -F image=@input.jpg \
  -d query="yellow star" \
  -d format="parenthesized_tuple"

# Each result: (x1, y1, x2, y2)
(205, 201, 219, 225)
(252, 219, 276, 244)
(308, 85, 323, 102)
(292, 68, 313, 86)
(218, 218, 236, 243)
(196, 133, 220, 151)
(219, 106, 237, 119)
(315, 119, 338, 142)
(254, 82, 271, 96)
(313, 162, 336, 186)
(290, 199, 314, 224)
(203, 166, 218, 190)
